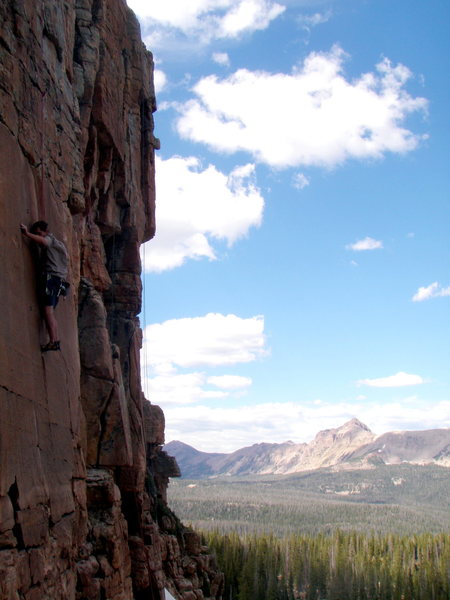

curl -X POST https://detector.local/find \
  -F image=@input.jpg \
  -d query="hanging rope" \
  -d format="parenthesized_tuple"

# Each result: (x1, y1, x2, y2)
(38, 85, 48, 218)
(110, 232, 117, 340)
(141, 239, 149, 396)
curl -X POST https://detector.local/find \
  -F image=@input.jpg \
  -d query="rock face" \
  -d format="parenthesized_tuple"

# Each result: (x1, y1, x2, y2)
(165, 419, 450, 478)
(0, 1, 223, 599)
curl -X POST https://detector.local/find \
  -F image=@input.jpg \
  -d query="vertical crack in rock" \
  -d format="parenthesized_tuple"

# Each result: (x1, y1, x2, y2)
(8, 481, 25, 551)
(95, 382, 116, 467)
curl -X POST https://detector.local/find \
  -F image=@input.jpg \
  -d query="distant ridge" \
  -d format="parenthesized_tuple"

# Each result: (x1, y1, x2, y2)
(164, 419, 450, 478)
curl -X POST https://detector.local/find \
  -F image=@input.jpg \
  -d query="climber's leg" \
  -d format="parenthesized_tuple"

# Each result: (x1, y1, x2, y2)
(43, 305, 59, 344)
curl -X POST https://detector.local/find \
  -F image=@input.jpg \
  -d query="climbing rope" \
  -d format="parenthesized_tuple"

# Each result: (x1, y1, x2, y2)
(141, 239, 149, 394)
(110, 231, 117, 339)
(38, 85, 48, 218)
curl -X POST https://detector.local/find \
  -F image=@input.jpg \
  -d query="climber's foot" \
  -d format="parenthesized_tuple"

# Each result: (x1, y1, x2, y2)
(41, 341, 60, 352)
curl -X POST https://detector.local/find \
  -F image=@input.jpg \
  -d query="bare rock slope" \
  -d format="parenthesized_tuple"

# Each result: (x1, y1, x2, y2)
(0, 1, 223, 598)
(166, 419, 450, 478)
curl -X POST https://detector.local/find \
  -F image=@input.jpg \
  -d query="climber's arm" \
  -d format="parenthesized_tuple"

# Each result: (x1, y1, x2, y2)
(20, 224, 49, 246)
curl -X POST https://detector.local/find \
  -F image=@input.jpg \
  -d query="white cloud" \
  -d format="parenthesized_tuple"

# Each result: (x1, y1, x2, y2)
(207, 375, 252, 389)
(142, 313, 266, 375)
(212, 52, 230, 66)
(162, 399, 450, 452)
(298, 10, 332, 30)
(144, 372, 229, 405)
(143, 372, 252, 406)
(346, 236, 383, 251)
(142, 156, 264, 272)
(412, 282, 450, 302)
(219, 0, 285, 37)
(153, 68, 167, 93)
(357, 372, 425, 388)
(292, 172, 310, 189)
(127, 0, 285, 49)
(175, 46, 428, 168)
(141, 314, 265, 406)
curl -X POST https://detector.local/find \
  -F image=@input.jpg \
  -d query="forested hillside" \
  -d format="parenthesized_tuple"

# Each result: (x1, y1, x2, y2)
(167, 465, 450, 536)
(167, 465, 449, 597)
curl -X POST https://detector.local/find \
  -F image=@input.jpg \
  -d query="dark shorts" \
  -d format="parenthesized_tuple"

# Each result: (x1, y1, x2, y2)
(39, 274, 64, 308)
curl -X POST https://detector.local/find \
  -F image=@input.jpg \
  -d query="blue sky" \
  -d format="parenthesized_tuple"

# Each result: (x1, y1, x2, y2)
(128, 0, 450, 452)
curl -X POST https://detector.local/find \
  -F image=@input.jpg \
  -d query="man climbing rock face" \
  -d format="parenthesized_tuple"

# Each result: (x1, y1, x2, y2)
(20, 220, 69, 352)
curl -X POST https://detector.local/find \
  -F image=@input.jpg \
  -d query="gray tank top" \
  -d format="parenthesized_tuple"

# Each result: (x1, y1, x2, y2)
(44, 233, 68, 278)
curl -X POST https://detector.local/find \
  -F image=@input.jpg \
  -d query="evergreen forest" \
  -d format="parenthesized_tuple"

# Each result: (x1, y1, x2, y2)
(168, 465, 450, 598)
(203, 530, 449, 600)
(168, 465, 450, 536)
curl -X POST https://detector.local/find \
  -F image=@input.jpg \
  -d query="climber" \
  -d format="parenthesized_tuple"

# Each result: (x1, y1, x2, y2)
(20, 220, 69, 352)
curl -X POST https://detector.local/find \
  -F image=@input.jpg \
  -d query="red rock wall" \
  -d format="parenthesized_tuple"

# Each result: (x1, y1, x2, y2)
(0, 1, 223, 599)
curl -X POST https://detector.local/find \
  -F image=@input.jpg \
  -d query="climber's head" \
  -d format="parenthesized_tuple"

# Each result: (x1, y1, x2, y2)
(30, 220, 49, 237)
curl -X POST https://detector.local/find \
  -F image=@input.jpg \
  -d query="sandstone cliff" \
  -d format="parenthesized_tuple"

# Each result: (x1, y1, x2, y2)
(0, 1, 223, 599)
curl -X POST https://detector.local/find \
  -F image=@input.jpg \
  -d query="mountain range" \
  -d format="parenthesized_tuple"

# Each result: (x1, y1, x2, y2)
(164, 418, 450, 478)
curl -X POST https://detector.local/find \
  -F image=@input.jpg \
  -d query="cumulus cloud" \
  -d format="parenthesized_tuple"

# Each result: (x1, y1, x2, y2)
(142, 156, 264, 272)
(212, 52, 231, 66)
(143, 372, 252, 406)
(357, 372, 425, 388)
(141, 314, 265, 406)
(207, 375, 252, 389)
(144, 372, 230, 405)
(126, 0, 285, 49)
(292, 172, 310, 189)
(175, 46, 428, 168)
(297, 10, 332, 31)
(346, 237, 383, 251)
(219, 0, 285, 37)
(412, 282, 450, 302)
(162, 399, 450, 452)
(142, 313, 266, 375)
(153, 68, 167, 93)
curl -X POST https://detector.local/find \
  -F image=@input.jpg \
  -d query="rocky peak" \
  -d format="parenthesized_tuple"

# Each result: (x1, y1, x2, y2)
(343, 418, 372, 432)
(167, 421, 450, 478)
(313, 418, 373, 444)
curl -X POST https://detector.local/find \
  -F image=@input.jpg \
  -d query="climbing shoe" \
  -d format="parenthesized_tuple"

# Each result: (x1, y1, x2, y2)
(41, 341, 60, 352)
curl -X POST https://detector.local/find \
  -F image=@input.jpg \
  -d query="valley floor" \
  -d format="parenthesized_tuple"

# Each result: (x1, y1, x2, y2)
(167, 465, 450, 599)
(167, 465, 450, 536)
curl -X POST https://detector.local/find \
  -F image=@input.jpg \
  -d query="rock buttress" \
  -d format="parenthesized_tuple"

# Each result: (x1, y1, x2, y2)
(0, 1, 224, 599)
